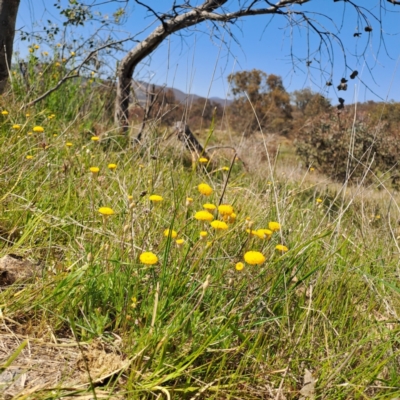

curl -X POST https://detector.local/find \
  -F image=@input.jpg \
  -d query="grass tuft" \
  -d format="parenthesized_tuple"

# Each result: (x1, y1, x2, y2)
(1, 65, 400, 399)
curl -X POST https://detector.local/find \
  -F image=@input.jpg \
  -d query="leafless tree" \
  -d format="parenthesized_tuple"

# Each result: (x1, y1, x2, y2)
(114, 0, 400, 130)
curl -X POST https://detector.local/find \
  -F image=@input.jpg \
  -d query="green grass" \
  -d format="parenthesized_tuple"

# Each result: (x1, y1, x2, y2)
(1, 68, 400, 399)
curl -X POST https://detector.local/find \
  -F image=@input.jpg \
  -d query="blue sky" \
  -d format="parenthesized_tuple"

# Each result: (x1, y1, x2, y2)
(16, 0, 400, 105)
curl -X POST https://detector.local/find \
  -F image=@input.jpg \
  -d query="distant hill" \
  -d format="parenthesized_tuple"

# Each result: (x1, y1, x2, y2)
(132, 80, 231, 106)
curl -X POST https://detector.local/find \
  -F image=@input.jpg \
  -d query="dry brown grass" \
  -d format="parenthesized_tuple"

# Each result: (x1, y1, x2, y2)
(0, 333, 127, 399)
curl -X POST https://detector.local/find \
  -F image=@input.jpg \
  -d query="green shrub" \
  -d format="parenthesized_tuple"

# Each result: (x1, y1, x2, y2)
(295, 112, 400, 187)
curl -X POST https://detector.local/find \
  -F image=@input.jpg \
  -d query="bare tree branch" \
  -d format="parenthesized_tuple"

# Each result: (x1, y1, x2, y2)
(114, 0, 400, 129)
(24, 73, 80, 107)
(24, 35, 134, 107)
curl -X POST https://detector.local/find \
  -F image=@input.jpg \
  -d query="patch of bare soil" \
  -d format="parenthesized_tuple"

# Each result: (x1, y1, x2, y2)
(0, 254, 128, 398)
(0, 255, 41, 286)
(0, 333, 128, 399)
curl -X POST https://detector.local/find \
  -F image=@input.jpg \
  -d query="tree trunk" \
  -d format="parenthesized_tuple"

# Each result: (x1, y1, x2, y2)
(114, 25, 171, 131)
(114, 1, 229, 130)
(0, 0, 20, 94)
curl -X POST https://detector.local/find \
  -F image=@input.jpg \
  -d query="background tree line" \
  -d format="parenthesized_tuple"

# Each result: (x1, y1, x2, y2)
(132, 69, 331, 136)
(133, 67, 400, 188)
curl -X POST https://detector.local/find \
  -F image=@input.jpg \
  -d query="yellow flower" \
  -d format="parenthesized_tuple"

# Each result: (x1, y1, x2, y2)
(163, 229, 178, 239)
(149, 194, 163, 202)
(27, 132, 32, 135)
(199, 157, 208, 163)
(26, 113, 30, 117)
(316, 198, 323, 203)
(12, 124, 21, 130)
(218, 204, 234, 216)
(128, 195, 133, 201)
(33, 126, 44, 133)
(91, 136, 100, 141)
(55, 62, 61, 67)
(227, 212, 237, 223)
(203, 203, 216, 211)
(256, 229, 272, 239)
(70, 51, 76, 56)
(309, 167, 315, 172)
(26, 155, 34, 160)
(89, 166, 100, 174)
(57, 43, 61, 47)
(108, 163, 117, 170)
(131, 296, 137, 309)
(244, 251, 266, 265)
(42, 51, 49, 56)
(268, 221, 281, 232)
(210, 220, 228, 230)
(199, 231, 208, 239)
(222, 166, 229, 171)
(29, 48, 34, 53)
(198, 183, 213, 196)
(53, 134, 57, 137)
(66, 142, 73, 147)
(186, 197, 193, 206)
(235, 262, 244, 271)
(98, 207, 115, 216)
(275, 244, 289, 252)
(1, 110, 8, 115)
(175, 238, 185, 246)
(139, 251, 158, 265)
(34, 44, 39, 50)
(194, 210, 214, 222)
(246, 228, 259, 236)
(62, 58, 67, 63)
